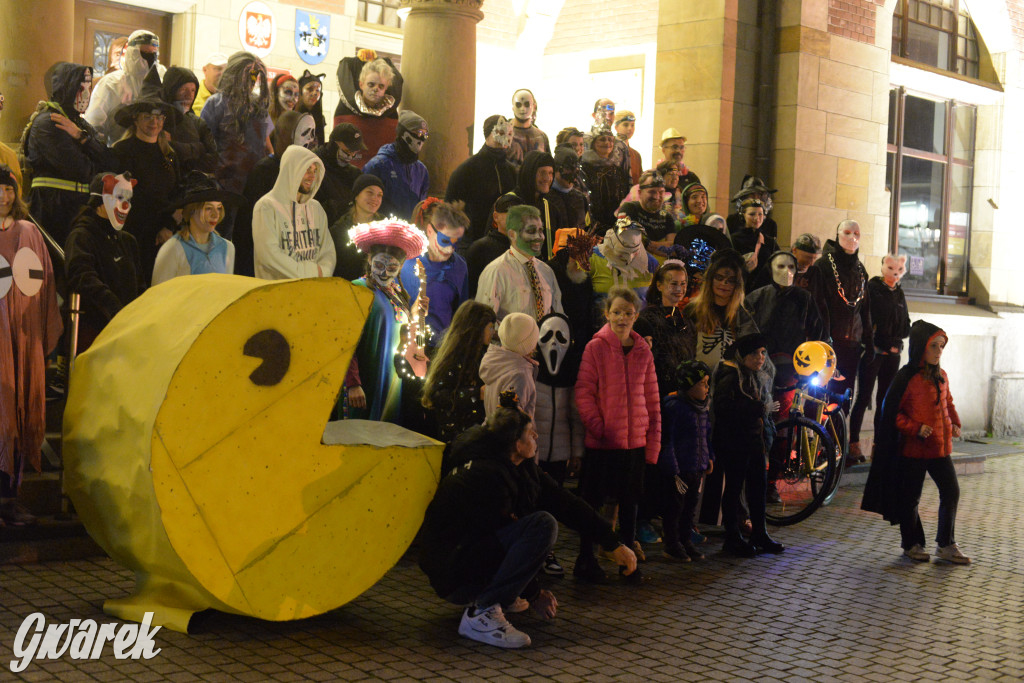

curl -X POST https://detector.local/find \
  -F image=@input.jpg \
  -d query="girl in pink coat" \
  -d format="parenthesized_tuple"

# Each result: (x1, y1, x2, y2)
(573, 285, 660, 584)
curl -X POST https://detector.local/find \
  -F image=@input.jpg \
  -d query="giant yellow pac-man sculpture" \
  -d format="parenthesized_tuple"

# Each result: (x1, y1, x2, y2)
(63, 275, 443, 633)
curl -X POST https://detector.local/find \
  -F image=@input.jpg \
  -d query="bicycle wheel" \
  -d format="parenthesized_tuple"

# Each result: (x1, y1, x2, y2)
(766, 415, 837, 526)
(816, 409, 849, 506)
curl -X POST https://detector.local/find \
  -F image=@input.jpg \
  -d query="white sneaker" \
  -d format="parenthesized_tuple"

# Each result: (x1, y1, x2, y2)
(903, 544, 930, 562)
(935, 543, 971, 564)
(458, 604, 531, 648)
(506, 597, 529, 613)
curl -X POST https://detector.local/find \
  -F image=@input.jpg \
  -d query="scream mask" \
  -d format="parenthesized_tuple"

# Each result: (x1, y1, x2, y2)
(769, 252, 797, 288)
(512, 216, 545, 257)
(369, 250, 403, 288)
(837, 220, 860, 254)
(512, 90, 536, 125)
(881, 253, 907, 286)
(98, 173, 136, 231)
(490, 116, 513, 149)
(74, 70, 93, 114)
(294, 114, 317, 149)
(538, 312, 571, 377)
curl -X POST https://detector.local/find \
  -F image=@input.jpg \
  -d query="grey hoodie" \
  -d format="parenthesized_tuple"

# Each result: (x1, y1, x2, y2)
(252, 145, 335, 279)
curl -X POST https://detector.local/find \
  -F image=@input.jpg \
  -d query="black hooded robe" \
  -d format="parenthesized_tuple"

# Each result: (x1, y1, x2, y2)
(161, 66, 218, 174)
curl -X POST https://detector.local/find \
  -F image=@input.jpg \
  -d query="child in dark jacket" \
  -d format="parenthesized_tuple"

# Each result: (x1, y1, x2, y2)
(713, 333, 785, 557)
(659, 360, 714, 561)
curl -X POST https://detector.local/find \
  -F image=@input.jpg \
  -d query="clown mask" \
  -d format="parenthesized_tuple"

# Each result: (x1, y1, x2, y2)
(369, 251, 402, 287)
(294, 114, 317, 149)
(74, 70, 93, 114)
(881, 253, 907, 287)
(770, 254, 796, 288)
(101, 173, 136, 230)
(838, 220, 860, 254)
(513, 216, 545, 257)
(538, 313, 571, 377)
(490, 116, 513, 149)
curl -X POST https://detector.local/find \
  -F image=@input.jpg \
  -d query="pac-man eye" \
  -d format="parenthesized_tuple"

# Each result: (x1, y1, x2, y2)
(12, 248, 45, 298)
(244, 329, 291, 386)
(0, 254, 11, 299)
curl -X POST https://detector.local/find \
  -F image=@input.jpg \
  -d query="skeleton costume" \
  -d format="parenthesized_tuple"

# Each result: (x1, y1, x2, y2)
(0, 169, 62, 504)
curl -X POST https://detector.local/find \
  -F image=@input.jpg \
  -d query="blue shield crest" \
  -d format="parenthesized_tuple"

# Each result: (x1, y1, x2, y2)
(295, 10, 329, 65)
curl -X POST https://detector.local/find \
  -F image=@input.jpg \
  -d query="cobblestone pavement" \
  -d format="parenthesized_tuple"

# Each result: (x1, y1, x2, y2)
(2, 456, 1022, 682)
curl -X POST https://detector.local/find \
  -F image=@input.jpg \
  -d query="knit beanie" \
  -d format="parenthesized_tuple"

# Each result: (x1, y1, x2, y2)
(352, 173, 384, 197)
(499, 313, 539, 357)
(731, 332, 769, 360)
(675, 360, 711, 392)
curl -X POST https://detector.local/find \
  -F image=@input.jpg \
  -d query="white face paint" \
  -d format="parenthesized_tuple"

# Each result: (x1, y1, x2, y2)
(538, 314, 571, 376)
(490, 116, 512, 149)
(771, 256, 796, 288)
(294, 115, 317, 149)
(277, 80, 299, 111)
(370, 252, 402, 287)
(838, 221, 860, 254)
(102, 175, 133, 231)
(336, 144, 361, 166)
(74, 71, 92, 114)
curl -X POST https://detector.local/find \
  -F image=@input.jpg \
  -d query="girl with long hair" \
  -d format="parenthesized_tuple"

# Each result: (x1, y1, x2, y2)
(421, 300, 497, 443)
(683, 247, 758, 368)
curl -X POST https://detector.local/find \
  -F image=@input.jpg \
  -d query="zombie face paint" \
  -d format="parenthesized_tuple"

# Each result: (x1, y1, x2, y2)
(336, 142, 361, 166)
(278, 80, 299, 111)
(838, 220, 860, 254)
(369, 251, 402, 287)
(512, 90, 536, 124)
(489, 116, 513, 149)
(513, 216, 545, 257)
(101, 174, 135, 231)
(74, 70, 93, 114)
(294, 114, 317, 149)
(881, 253, 907, 286)
(771, 255, 796, 288)
(359, 73, 391, 108)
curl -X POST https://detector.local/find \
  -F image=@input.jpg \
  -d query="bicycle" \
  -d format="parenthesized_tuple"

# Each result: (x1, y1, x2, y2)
(766, 378, 852, 526)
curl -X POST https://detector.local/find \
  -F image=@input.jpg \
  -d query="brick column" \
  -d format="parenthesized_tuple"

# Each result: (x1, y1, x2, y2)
(399, 0, 484, 196)
(771, 0, 891, 258)
(0, 0, 74, 142)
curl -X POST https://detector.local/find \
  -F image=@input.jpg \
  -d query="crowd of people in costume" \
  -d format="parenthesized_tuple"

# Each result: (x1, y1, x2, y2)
(0, 37, 969, 649)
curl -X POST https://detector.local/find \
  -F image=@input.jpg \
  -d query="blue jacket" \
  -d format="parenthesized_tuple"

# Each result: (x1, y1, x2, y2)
(659, 393, 714, 475)
(363, 143, 429, 220)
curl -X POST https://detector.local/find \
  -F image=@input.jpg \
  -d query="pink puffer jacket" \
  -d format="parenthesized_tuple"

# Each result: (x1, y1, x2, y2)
(575, 323, 661, 463)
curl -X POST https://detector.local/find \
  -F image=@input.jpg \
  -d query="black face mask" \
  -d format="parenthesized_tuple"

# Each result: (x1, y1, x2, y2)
(141, 51, 157, 67)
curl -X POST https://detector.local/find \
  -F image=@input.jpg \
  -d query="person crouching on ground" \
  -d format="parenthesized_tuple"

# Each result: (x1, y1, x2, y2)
(659, 360, 714, 561)
(418, 393, 637, 649)
(713, 333, 785, 557)
(862, 320, 969, 564)
(574, 285, 660, 584)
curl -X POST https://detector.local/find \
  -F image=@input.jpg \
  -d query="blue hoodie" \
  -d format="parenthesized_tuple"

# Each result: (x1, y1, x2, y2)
(362, 143, 428, 220)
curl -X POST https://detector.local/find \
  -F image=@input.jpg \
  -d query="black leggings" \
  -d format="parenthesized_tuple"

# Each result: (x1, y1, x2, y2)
(722, 445, 767, 539)
(898, 455, 960, 550)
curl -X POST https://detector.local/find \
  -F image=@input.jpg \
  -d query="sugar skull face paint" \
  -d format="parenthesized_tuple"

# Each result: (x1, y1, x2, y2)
(513, 216, 545, 257)
(278, 80, 299, 111)
(490, 116, 513, 149)
(294, 114, 317, 149)
(512, 90, 536, 124)
(74, 70, 93, 114)
(369, 252, 403, 287)
(101, 173, 136, 231)
(838, 220, 860, 254)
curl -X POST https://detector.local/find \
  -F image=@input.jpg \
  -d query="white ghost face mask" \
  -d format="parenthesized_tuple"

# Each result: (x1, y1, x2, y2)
(538, 313, 571, 377)
(294, 114, 317, 149)
(74, 70, 93, 114)
(512, 91, 535, 124)
(771, 254, 796, 288)
(490, 116, 513, 149)
(838, 221, 860, 254)
(881, 253, 907, 286)
(100, 173, 135, 231)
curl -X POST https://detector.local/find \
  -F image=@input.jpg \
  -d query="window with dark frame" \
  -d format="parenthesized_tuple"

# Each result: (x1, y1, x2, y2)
(358, 0, 404, 29)
(892, 0, 980, 79)
(887, 87, 976, 296)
